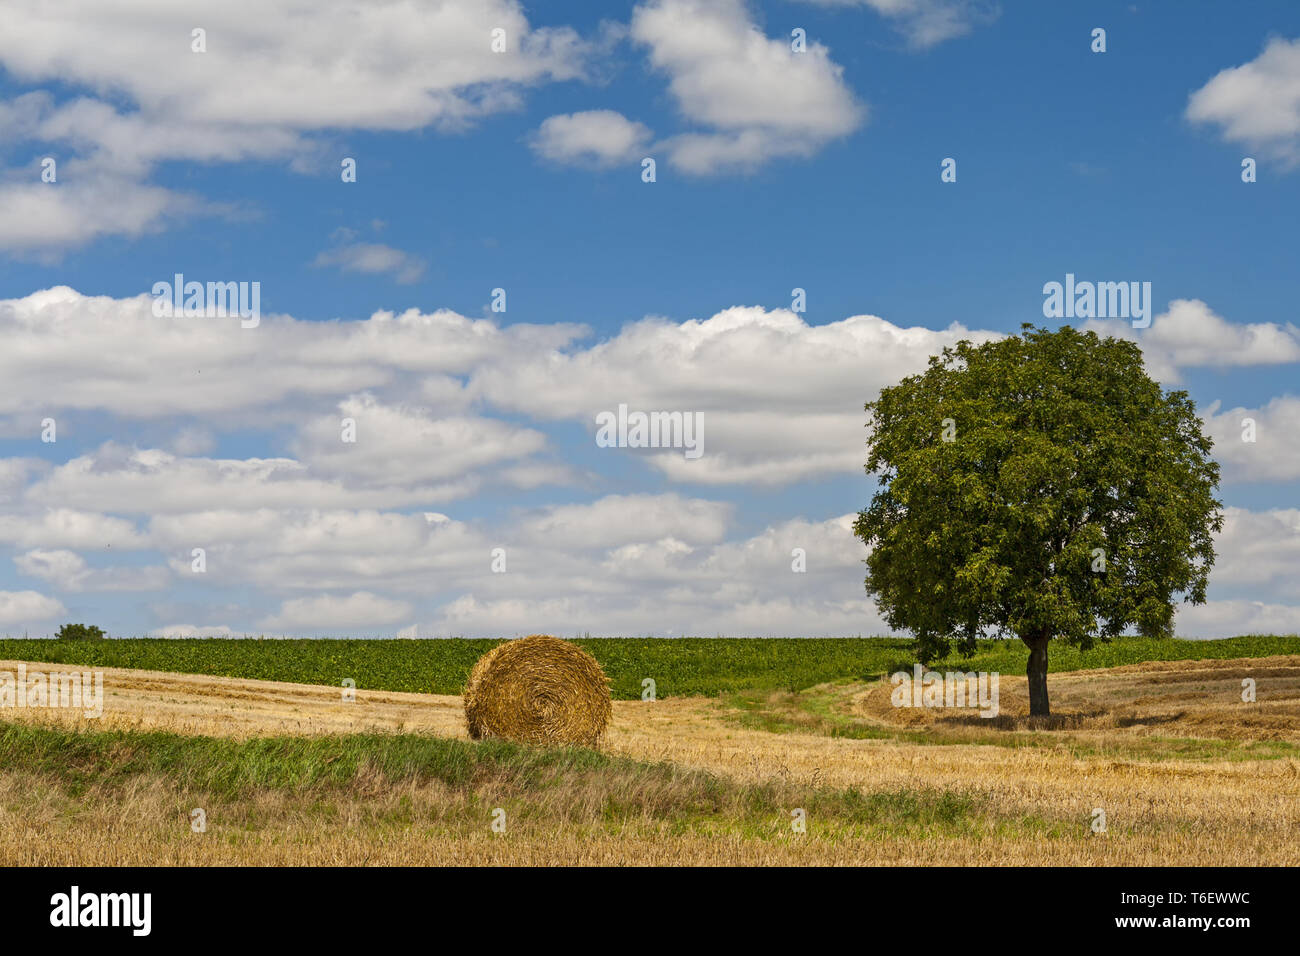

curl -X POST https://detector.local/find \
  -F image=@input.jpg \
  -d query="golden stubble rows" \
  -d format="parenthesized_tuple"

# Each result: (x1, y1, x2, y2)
(1, 657, 1297, 865)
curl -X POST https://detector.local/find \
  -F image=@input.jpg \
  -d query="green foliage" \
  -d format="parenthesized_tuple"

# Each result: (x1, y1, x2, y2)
(854, 325, 1224, 662)
(0, 634, 1294, 699)
(54, 623, 106, 641)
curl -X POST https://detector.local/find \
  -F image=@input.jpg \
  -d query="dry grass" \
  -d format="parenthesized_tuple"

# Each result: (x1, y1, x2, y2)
(2, 655, 1298, 865)
(854, 653, 1300, 741)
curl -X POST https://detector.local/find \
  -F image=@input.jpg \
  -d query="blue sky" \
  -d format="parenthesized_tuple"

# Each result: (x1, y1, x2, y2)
(0, 0, 1297, 638)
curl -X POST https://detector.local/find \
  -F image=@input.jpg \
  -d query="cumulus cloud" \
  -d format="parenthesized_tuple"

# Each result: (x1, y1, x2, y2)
(1203, 507, 1300, 601)
(1187, 37, 1300, 167)
(1170, 507, 1300, 637)
(1175, 599, 1300, 639)
(0, 287, 993, 489)
(5, 287, 1296, 492)
(0, 173, 198, 258)
(0, 0, 590, 252)
(146, 510, 463, 595)
(530, 110, 653, 167)
(0, 589, 66, 627)
(0, 1, 586, 131)
(14, 549, 170, 592)
(258, 592, 414, 632)
(1084, 299, 1300, 382)
(630, 0, 864, 174)
(22, 445, 480, 515)
(1205, 396, 1300, 484)
(0, 286, 584, 420)
(0, 284, 1296, 635)
(0, 93, 310, 178)
(0, 459, 44, 503)
(414, 512, 885, 636)
(292, 395, 552, 488)
(134, 494, 733, 596)
(0, 470, 1296, 638)
(0, 475, 876, 633)
(473, 305, 999, 484)
(0, 508, 149, 550)
(518, 494, 732, 549)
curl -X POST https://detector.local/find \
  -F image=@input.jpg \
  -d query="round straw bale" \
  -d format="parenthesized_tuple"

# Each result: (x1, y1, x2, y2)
(463, 634, 612, 747)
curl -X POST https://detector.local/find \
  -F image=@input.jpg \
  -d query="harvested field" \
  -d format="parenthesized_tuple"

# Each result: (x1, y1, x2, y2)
(2, 655, 1297, 865)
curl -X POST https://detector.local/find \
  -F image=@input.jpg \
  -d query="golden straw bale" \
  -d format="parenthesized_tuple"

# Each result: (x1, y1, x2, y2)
(464, 635, 611, 747)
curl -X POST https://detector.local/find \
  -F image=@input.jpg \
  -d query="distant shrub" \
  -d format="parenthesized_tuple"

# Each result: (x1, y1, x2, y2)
(55, 623, 107, 641)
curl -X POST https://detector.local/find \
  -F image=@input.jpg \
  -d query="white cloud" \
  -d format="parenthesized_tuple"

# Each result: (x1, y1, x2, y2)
(312, 243, 427, 284)
(0, 286, 584, 420)
(0, 1, 586, 131)
(0, 91, 314, 175)
(0, 508, 149, 550)
(6, 287, 1295, 493)
(1170, 506, 1300, 637)
(2, 465, 1298, 637)
(1187, 37, 1300, 167)
(22, 445, 480, 515)
(0, 589, 66, 627)
(697, 513, 864, 578)
(0, 0, 590, 252)
(292, 394, 551, 488)
(259, 592, 414, 632)
(418, 511, 884, 636)
(0, 173, 198, 258)
(630, 0, 864, 173)
(0, 0, 579, 130)
(1084, 299, 1300, 382)
(1204, 507, 1300, 601)
(14, 549, 170, 592)
(1175, 599, 1300, 639)
(417, 511, 878, 635)
(0, 459, 45, 503)
(0, 287, 994, 489)
(531, 110, 653, 167)
(474, 305, 998, 484)
(138, 495, 733, 595)
(1205, 396, 1300, 483)
(519, 494, 732, 548)
(146, 508, 485, 593)
(0, 282, 1297, 636)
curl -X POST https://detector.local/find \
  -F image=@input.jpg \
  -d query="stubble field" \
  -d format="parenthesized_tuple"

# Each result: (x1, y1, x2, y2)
(1, 638, 1297, 865)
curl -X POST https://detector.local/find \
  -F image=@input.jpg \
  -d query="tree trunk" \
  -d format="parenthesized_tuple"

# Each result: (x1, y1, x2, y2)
(1024, 632, 1051, 716)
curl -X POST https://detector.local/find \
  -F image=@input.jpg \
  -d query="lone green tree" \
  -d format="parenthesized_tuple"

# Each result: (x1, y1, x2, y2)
(853, 325, 1222, 716)
(55, 623, 106, 640)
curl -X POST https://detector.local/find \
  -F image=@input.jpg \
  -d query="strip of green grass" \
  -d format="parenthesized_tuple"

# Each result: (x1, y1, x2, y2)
(0, 720, 1025, 838)
(0, 634, 1295, 700)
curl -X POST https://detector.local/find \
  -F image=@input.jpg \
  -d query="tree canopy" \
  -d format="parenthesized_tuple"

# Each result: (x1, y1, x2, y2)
(853, 325, 1223, 715)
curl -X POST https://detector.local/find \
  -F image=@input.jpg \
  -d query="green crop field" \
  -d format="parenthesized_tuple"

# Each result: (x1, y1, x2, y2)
(0, 634, 1295, 700)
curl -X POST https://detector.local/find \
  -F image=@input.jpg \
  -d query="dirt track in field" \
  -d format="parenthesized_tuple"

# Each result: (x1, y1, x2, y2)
(854, 654, 1300, 740)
